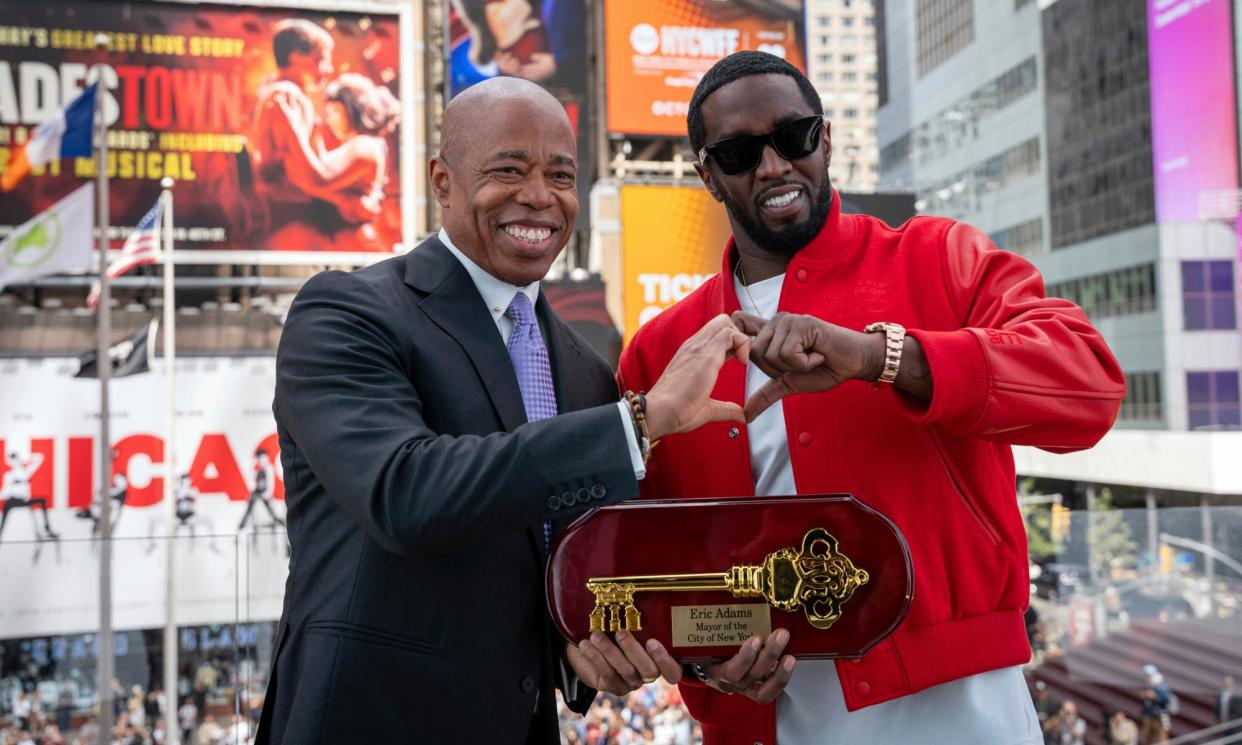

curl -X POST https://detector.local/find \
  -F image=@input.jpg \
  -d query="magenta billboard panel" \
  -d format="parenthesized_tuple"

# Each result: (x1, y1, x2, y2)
(1147, 0, 1240, 222)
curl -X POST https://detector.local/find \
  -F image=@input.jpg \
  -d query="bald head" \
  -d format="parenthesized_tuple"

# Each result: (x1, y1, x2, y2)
(430, 77, 580, 286)
(439, 77, 573, 165)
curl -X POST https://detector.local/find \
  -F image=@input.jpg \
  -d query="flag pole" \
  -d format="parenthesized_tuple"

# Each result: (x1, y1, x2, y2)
(91, 32, 115, 738)
(159, 176, 179, 745)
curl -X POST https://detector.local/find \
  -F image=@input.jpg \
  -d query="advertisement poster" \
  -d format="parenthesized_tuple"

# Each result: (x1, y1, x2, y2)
(1146, 0, 1239, 222)
(0, 1, 405, 255)
(0, 356, 287, 637)
(605, 0, 806, 137)
(620, 184, 731, 342)
(445, 0, 591, 226)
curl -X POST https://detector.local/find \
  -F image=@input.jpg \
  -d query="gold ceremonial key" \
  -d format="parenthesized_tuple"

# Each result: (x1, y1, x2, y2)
(586, 528, 869, 633)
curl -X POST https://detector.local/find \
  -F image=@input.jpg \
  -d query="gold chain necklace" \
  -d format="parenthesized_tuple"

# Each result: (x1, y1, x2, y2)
(734, 261, 763, 317)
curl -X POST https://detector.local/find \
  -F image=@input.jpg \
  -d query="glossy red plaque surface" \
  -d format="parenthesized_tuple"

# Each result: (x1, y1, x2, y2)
(546, 494, 913, 661)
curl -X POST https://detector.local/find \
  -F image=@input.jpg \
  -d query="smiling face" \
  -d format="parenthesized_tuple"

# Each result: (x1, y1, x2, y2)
(695, 74, 832, 258)
(431, 93, 578, 286)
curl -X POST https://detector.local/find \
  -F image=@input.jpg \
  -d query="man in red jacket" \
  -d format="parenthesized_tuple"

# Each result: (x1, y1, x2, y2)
(617, 52, 1125, 745)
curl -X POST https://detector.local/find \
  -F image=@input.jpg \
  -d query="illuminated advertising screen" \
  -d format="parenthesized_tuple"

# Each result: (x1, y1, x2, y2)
(605, 0, 806, 137)
(620, 184, 731, 341)
(445, 0, 591, 226)
(0, 1, 405, 255)
(1147, 0, 1239, 222)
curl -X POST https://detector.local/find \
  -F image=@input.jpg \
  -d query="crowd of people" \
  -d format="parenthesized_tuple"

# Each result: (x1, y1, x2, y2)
(558, 679, 701, 745)
(0, 671, 265, 745)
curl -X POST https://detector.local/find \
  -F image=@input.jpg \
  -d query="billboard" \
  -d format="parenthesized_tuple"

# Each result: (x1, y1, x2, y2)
(445, 0, 591, 226)
(604, 0, 806, 137)
(1147, 0, 1240, 222)
(0, 356, 287, 637)
(0, 1, 407, 256)
(620, 184, 731, 342)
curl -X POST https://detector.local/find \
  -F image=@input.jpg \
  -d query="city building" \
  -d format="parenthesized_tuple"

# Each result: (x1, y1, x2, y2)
(876, 0, 1242, 501)
(806, 0, 882, 193)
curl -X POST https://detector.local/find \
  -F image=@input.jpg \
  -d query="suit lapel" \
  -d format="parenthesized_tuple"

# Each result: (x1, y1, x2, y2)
(405, 237, 527, 432)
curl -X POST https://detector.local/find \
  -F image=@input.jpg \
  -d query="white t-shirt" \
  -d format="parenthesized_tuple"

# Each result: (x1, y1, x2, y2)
(734, 271, 1041, 745)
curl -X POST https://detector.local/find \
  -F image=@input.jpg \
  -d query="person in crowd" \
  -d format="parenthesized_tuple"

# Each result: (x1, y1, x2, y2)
(1108, 709, 1140, 745)
(1033, 680, 1062, 738)
(1140, 664, 1174, 744)
(617, 50, 1122, 745)
(125, 686, 144, 731)
(1043, 701, 1087, 745)
(176, 697, 197, 745)
(1219, 675, 1242, 734)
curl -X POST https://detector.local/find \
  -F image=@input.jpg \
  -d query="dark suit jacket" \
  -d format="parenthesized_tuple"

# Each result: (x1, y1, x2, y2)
(256, 236, 637, 744)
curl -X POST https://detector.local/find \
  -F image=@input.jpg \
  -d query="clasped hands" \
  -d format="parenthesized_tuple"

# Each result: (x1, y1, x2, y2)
(567, 312, 881, 702)
(641, 311, 885, 441)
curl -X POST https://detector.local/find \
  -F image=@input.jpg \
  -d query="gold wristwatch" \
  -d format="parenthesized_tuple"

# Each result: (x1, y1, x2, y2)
(863, 322, 906, 385)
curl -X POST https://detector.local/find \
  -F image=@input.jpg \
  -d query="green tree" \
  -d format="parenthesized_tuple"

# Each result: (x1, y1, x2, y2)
(1089, 488, 1137, 576)
(1019, 478, 1061, 564)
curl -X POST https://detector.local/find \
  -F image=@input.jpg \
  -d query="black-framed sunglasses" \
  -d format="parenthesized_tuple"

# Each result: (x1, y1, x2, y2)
(698, 116, 826, 176)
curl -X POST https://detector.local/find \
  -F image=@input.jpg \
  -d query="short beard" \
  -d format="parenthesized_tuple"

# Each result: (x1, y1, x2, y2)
(722, 181, 832, 257)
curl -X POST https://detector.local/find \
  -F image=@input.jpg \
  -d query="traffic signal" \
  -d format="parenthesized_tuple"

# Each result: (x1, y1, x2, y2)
(1050, 504, 1071, 540)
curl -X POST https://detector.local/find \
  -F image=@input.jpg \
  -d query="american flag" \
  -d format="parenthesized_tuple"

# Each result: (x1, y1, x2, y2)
(87, 199, 163, 310)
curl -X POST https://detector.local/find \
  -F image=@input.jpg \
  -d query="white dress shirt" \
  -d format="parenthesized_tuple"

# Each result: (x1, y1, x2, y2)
(438, 229, 646, 476)
(734, 270, 1041, 745)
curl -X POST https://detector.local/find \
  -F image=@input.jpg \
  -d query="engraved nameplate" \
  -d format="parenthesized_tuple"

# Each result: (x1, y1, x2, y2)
(670, 604, 772, 647)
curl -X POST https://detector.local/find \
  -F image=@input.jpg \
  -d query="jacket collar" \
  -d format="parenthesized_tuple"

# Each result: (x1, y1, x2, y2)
(714, 188, 858, 314)
(403, 235, 587, 429)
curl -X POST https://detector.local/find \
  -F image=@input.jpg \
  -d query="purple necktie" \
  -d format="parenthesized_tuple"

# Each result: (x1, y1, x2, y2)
(506, 292, 558, 553)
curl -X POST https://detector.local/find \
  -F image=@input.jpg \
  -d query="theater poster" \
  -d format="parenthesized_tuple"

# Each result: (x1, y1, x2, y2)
(0, 0, 413, 260)
(445, 0, 592, 227)
(604, 0, 806, 137)
(0, 356, 288, 638)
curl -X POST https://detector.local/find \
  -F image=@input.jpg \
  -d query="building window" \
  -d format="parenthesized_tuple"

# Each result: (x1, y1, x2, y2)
(989, 218, 1044, 256)
(1187, 371, 1241, 430)
(843, 16, 856, 26)
(1119, 371, 1162, 422)
(916, 0, 975, 77)
(1182, 260, 1237, 330)
(819, 35, 830, 45)
(1043, 0, 1155, 248)
(843, 53, 857, 63)
(843, 71, 858, 82)
(844, 108, 859, 119)
(818, 72, 835, 83)
(817, 53, 833, 63)
(1046, 263, 1157, 320)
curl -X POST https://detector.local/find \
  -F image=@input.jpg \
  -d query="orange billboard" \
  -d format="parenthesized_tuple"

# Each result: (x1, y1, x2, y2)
(620, 184, 732, 342)
(604, 0, 806, 137)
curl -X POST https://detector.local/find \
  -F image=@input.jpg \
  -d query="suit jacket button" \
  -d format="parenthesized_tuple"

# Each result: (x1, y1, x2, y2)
(856, 681, 871, 695)
(521, 675, 537, 693)
(795, 269, 809, 282)
(561, 490, 576, 506)
(547, 495, 562, 510)
(590, 484, 606, 500)
(798, 431, 813, 446)
(576, 487, 590, 504)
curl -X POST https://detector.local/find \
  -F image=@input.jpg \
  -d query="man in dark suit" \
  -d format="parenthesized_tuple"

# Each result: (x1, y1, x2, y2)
(256, 77, 750, 743)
